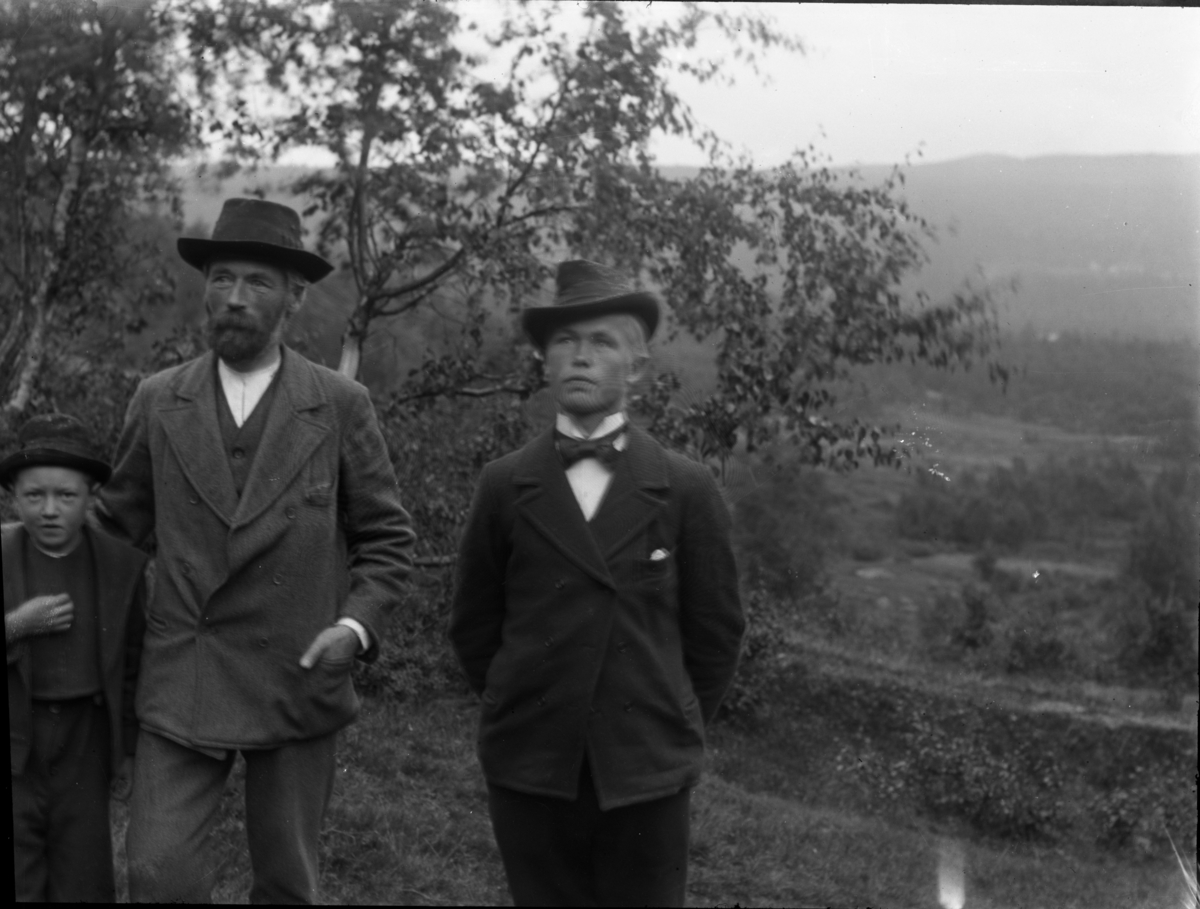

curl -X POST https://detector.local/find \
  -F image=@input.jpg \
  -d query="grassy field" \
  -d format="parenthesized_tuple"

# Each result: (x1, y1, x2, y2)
(100, 386, 1195, 906)
(111, 694, 1190, 907)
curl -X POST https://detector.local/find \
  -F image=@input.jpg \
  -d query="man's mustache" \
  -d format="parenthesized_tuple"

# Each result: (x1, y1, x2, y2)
(210, 313, 259, 331)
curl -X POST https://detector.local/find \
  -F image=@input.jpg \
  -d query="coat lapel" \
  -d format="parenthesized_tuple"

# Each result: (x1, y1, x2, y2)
(158, 352, 239, 524)
(587, 425, 670, 558)
(232, 347, 332, 529)
(514, 428, 615, 589)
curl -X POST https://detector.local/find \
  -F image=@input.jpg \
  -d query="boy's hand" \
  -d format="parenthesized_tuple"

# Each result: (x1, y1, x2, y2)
(6, 594, 74, 643)
(111, 756, 134, 802)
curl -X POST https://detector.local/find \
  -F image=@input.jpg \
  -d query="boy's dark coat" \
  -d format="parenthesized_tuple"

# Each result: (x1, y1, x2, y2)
(4, 522, 147, 776)
(449, 424, 744, 811)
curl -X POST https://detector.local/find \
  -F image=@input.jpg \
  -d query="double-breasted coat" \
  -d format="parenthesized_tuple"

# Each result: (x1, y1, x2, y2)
(5, 522, 147, 776)
(97, 347, 415, 750)
(449, 424, 744, 810)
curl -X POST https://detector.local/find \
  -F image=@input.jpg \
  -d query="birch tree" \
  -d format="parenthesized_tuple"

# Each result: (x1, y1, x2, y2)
(0, 0, 193, 423)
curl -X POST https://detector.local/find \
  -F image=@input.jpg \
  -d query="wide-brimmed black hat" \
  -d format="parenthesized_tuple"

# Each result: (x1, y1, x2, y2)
(521, 260, 660, 350)
(0, 413, 111, 490)
(177, 198, 334, 283)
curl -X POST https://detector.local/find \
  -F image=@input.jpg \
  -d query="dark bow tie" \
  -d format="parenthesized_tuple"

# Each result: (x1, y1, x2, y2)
(556, 427, 626, 467)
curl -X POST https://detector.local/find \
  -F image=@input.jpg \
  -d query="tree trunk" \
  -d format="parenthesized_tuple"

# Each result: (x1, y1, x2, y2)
(0, 304, 27, 388)
(337, 326, 362, 380)
(3, 129, 88, 415)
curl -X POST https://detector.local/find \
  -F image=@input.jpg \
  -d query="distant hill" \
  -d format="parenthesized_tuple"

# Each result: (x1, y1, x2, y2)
(174, 153, 1200, 342)
(868, 154, 1199, 341)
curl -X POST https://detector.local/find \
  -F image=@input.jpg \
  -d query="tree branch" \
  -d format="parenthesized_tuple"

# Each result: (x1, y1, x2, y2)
(390, 381, 532, 406)
(367, 246, 467, 305)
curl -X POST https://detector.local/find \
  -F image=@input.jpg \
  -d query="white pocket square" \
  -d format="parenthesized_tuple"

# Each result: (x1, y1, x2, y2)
(649, 548, 669, 561)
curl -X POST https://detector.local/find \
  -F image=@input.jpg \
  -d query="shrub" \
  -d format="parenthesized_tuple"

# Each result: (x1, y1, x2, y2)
(1117, 589, 1199, 693)
(895, 451, 1150, 552)
(1126, 464, 1198, 604)
(919, 583, 998, 663)
(716, 585, 792, 722)
(953, 583, 994, 650)
(732, 463, 835, 601)
(1005, 621, 1068, 675)
(355, 576, 469, 703)
(905, 712, 1066, 841)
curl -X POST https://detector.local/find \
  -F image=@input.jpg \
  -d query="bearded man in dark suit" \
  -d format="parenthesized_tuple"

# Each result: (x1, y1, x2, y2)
(450, 260, 745, 907)
(96, 198, 416, 903)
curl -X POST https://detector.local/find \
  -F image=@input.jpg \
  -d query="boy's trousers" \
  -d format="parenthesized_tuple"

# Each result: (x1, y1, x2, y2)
(12, 696, 114, 903)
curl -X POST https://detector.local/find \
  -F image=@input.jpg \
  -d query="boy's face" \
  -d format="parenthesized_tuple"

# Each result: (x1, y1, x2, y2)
(12, 466, 96, 555)
(544, 315, 646, 422)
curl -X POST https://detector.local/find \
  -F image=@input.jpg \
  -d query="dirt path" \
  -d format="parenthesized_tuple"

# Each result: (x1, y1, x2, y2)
(783, 635, 1197, 735)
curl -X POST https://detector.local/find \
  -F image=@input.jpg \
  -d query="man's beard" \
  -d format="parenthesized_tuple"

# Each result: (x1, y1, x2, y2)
(206, 314, 276, 364)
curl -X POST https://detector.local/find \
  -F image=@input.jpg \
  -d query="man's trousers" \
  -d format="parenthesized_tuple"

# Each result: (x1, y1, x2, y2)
(487, 759, 691, 907)
(125, 728, 337, 904)
(12, 697, 114, 903)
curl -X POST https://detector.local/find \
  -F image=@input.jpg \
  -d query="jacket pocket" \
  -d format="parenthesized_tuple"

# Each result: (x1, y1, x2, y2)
(304, 482, 334, 506)
(634, 552, 675, 591)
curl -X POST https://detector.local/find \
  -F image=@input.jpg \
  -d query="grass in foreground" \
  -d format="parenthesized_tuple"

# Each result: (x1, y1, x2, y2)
(112, 694, 1186, 906)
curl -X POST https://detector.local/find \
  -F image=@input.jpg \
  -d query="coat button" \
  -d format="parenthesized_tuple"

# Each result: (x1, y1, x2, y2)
(537, 696, 546, 707)
(273, 574, 284, 586)
(257, 637, 269, 648)
(188, 494, 199, 505)
(286, 507, 296, 520)
(554, 579, 565, 590)
(232, 447, 245, 459)
(623, 701, 634, 712)
(616, 641, 628, 653)
(543, 637, 553, 648)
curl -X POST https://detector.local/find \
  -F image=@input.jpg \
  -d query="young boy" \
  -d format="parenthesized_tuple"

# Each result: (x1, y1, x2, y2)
(3, 413, 147, 902)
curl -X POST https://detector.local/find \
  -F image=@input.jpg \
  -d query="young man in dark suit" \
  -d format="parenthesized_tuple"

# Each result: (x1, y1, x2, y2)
(450, 260, 745, 907)
(3, 413, 147, 902)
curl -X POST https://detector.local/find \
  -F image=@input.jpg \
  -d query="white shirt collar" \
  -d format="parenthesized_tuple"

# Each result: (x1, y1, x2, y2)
(555, 411, 627, 441)
(217, 353, 282, 428)
(217, 352, 282, 383)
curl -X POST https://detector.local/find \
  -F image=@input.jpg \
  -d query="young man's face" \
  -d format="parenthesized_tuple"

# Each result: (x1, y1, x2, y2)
(11, 466, 96, 555)
(544, 315, 646, 424)
(204, 258, 298, 366)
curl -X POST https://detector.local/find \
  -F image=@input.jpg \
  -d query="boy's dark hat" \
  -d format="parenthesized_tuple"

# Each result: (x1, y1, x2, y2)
(177, 198, 334, 283)
(521, 260, 660, 350)
(0, 413, 111, 489)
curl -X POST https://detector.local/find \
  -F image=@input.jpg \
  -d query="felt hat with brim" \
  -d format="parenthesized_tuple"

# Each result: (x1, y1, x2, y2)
(521, 260, 660, 350)
(0, 413, 111, 490)
(177, 197, 334, 283)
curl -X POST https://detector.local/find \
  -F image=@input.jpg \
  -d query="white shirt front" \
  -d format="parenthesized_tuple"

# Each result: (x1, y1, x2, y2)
(217, 356, 280, 428)
(556, 411, 628, 522)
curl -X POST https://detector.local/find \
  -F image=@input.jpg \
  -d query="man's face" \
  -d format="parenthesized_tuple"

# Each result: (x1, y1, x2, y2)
(12, 466, 95, 555)
(544, 315, 646, 422)
(204, 258, 297, 365)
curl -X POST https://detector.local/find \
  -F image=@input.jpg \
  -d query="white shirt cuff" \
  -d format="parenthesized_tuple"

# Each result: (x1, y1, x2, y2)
(336, 617, 370, 654)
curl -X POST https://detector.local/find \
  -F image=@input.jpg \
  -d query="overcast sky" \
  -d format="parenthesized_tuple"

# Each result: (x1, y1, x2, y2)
(271, 3, 1200, 171)
(645, 3, 1200, 168)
